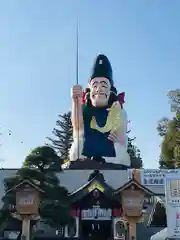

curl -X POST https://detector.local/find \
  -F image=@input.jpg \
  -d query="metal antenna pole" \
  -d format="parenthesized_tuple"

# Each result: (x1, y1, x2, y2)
(76, 22, 80, 160)
(76, 23, 79, 85)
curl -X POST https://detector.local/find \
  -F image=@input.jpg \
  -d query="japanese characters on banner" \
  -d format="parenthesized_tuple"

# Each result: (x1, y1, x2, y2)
(140, 169, 180, 186)
(81, 207, 112, 220)
(164, 173, 180, 239)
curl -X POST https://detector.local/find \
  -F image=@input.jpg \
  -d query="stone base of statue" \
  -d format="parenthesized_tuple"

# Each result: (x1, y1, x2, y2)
(68, 158, 130, 170)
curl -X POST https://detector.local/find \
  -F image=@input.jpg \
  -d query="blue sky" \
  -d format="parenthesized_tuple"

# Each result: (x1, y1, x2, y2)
(0, 0, 179, 168)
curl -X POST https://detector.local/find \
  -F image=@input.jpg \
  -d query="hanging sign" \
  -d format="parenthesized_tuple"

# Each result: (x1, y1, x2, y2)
(81, 206, 112, 220)
(140, 169, 180, 186)
(18, 194, 35, 206)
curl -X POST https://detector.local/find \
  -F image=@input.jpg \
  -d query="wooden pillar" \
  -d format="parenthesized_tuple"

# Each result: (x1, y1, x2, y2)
(133, 169, 141, 184)
(6, 180, 43, 240)
(123, 170, 144, 240)
(22, 218, 30, 240)
(126, 217, 138, 240)
(121, 170, 152, 239)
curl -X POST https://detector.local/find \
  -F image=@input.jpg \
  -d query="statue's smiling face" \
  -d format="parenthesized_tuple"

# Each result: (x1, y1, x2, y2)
(89, 77, 111, 107)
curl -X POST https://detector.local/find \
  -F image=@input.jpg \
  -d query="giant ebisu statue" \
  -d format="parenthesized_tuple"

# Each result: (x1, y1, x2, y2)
(69, 54, 130, 169)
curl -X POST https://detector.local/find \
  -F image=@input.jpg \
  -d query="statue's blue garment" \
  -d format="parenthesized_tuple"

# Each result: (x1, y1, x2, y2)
(82, 105, 116, 158)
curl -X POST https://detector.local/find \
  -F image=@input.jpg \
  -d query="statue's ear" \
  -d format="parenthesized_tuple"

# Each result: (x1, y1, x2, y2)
(85, 88, 90, 101)
(85, 88, 90, 93)
(110, 86, 117, 94)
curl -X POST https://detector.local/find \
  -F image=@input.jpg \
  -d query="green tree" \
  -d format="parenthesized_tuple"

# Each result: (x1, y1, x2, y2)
(157, 89, 180, 168)
(159, 154, 169, 169)
(127, 137, 143, 168)
(47, 112, 73, 162)
(157, 117, 169, 137)
(1, 146, 71, 228)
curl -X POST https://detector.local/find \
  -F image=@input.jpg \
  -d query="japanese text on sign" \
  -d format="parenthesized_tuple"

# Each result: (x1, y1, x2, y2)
(81, 207, 112, 220)
(140, 169, 180, 186)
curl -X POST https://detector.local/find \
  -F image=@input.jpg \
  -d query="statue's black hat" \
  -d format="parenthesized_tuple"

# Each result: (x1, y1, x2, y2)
(90, 54, 113, 86)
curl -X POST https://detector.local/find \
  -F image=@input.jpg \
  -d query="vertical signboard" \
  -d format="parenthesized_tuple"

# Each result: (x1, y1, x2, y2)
(166, 205, 180, 238)
(165, 173, 180, 238)
(165, 174, 180, 205)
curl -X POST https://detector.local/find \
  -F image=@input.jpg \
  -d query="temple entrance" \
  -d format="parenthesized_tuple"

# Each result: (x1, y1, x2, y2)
(81, 220, 112, 240)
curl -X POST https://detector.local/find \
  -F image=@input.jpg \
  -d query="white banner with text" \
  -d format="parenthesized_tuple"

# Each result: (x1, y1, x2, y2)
(140, 169, 180, 186)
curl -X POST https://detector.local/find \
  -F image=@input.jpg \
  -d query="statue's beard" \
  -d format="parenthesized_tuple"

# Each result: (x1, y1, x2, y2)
(90, 93, 109, 107)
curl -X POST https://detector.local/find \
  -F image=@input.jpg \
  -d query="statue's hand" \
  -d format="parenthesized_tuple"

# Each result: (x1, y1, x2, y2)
(108, 129, 124, 144)
(71, 85, 83, 100)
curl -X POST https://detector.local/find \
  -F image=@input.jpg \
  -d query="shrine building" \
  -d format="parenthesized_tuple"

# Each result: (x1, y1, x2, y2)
(0, 167, 168, 240)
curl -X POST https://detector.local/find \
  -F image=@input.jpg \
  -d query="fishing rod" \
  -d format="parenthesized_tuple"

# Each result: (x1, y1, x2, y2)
(76, 23, 79, 85)
(62, 22, 80, 167)
(76, 22, 80, 161)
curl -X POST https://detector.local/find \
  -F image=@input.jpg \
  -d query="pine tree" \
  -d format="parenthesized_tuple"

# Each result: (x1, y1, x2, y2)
(127, 137, 143, 168)
(1, 146, 71, 228)
(47, 112, 73, 162)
